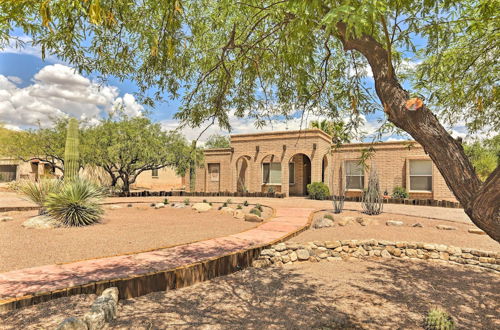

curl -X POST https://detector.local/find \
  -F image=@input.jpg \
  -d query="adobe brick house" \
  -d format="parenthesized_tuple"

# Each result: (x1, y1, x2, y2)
(192, 129, 457, 202)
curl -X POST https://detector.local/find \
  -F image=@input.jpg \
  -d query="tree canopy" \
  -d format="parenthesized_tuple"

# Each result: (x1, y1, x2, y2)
(1, 0, 499, 239)
(204, 134, 231, 149)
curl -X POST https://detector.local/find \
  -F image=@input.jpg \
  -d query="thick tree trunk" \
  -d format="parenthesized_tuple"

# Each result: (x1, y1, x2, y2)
(337, 23, 500, 242)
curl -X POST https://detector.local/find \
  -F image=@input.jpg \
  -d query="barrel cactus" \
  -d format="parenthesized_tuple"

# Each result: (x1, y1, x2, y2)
(64, 118, 80, 180)
(424, 308, 455, 330)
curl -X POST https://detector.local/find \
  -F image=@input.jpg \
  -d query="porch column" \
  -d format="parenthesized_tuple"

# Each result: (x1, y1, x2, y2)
(311, 157, 322, 185)
(281, 159, 289, 197)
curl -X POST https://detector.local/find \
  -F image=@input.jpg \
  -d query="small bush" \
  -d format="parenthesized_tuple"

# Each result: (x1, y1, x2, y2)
(127, 203, 133, 207)
(163, 198, 169, 204)
(18, 179, 63, 214)
(44, 178, 106, 227)
(209, 202, 213, 206)
(392, 186, 409, 199)
(255, 203, 263, 211)
(237, 204, 242, 209)
(250, 208, 261, 217)
(183, 198, 190, 205)
(243, 200, 249, 206)
(307, 182, 330, 200)
(267, 186, 275, 193)
(324, 214, 334, 220)
(222, 202, 228, 208)
(150, 203, 156, 207)
(203, 199, 208, 203)
(226, 198, 232, 204)
(171, 203, 175, 206)
(424, 308, 455, 330)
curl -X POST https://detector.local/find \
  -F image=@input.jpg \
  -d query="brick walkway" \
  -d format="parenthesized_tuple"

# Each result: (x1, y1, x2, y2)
(0, 205, 314, 310)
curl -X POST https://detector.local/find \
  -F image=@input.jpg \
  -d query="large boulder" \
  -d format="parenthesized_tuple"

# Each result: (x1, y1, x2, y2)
(233, 210, 245, 219)
(468, 228, 486, 235)
(173, 203, 186, 208)
(244, 213, 263, 222)
(219, 207, 234, 214)
(312, 217, 334, 229)
(22, 215, 61, 229)
(192, 203, 212, 212)
(386, 220, 404, 227)
(154, 203, 165, 209)
(337, 217, 354, 226)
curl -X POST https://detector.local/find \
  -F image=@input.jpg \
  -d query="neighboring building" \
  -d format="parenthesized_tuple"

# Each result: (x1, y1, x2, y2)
(0, 158, 60, 182)
(131, 167, 185, 190)
(192, 129, 457, 202)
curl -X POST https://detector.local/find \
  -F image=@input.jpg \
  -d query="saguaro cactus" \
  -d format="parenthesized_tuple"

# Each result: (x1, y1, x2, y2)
(64, 118, 80, 181)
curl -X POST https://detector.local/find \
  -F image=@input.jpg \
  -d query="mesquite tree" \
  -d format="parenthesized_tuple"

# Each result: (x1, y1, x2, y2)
(2, 1, 498, 240)
(63, 118, 80, 180)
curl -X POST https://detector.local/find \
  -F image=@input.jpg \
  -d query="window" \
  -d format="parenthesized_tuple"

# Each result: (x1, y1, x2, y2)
(288, 162, 295, 184)
(409, 160, 432, 191)
(208, 163, 220, 182)
(262, 162, 281, 184)
(345, 160, 364, 190)
(151, 168, 159, 178)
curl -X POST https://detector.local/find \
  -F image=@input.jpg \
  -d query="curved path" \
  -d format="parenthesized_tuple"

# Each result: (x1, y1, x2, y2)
(0, 204, 314, 311)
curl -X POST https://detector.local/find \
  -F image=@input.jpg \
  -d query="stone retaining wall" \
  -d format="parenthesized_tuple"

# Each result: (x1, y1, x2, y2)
(253, 240, 499, 272)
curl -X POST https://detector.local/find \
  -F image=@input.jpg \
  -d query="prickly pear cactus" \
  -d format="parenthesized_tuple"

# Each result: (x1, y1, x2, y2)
(64, 118, 80, 181)
(424, 308, 455, 330)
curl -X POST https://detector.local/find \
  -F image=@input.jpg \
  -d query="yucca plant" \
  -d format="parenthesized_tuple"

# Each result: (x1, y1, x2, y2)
(424, 308, 455, 330)
(18, 179, 63, 215)
(44, 178, 106, 226)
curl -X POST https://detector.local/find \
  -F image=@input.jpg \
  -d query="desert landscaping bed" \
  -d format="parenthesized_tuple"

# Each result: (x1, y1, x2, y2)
(292, 210, 500, 251)
(0, 202, 272, 272)
(1, 258, 498, 329)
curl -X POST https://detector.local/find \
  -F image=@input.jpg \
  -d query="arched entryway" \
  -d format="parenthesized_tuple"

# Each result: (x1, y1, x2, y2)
(289, 153, 311, 196)
(236, 155, 251, 192)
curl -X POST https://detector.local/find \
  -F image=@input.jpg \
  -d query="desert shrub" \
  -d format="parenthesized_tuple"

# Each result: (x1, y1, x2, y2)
(150, 203, 156, 207)
(392, 186, 409, 199)
(183, 198, 190, 205)
(44, 178, 106, 227)
(307, 182, 330, 200)
(203, 199, 208, 203)
(237, 204, 242, 209)
(250, 208, 261, 217)
(209, 202, 213, 206)
(267, 186, 275, 193)
(243, 200, 249, 206)
(127, 203, 133, 207)
(226, 198, 232, 204)
(255, 203, 263, 211)
(18, 179, 63, 214)
(424, 308, 455, 330)
(163, 198, 169, 204)
(222, 202, 228, 207)
(324, 214, 334, 220)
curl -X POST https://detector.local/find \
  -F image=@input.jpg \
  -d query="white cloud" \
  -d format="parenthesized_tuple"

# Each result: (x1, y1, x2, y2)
(7, 76, 22, 84)
(0, 64, 143, 128)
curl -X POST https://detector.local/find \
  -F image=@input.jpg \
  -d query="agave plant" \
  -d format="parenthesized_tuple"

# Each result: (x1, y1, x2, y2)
(44, 178, 106, 226)
(18, 179, 63, 214)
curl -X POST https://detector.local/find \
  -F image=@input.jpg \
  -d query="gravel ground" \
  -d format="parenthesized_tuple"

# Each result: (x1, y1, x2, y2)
(2, 258, 498, 329)
(291, 210, 500, 252)
(0, 203, 270, 272)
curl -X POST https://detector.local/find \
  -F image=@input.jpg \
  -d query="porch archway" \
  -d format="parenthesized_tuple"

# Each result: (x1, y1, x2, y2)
(288, 153, 311, 196)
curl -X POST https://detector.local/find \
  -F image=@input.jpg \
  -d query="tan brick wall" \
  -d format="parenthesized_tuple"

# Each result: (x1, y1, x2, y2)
(132, 167, 184, 190)
(194, 131, 458, 202)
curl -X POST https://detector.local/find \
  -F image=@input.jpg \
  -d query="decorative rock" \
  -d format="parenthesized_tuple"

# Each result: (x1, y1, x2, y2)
(313, 241, 326, 247)
(0, 216, 13, 222)
(386, 220, 404, 227)
(325, 241, 341, 249)
(22, 215, 61, 229)
(318, 253, 329, 259)
(327, 257, 342, 262)
(439, 252, 449, 260)
(356, 217, 374, 226)
(273, 243, 287, 252)
(192, 203, 212, 212)
(411, 222, 423, 227)
(289, 251, 298, 262)
(154, 203, 165, 209)
(233, 210, 245, 219)
(244, 213, 263, 222)
(260, 249, 275, 257)
(392, 249, 402, 257)
(252, 259, 271, 268)
(312, 217, 334, 229)
(281, 255, 291, 263)
(337, 217, 354, 226)
(286, 242, 300, 250)
(296, 249, 310, 260)
(436, 224, 457, 231)
(406, 249, 417, 257)
(109, 205, 122, 210)
(381, 250, 391, 258)
(446, 246, 461, 255)
(468, 228, 486, 235)
(423, 243, 436, 250)
(220, 207, 234, 214)
(173, 203, 186, 208)
(56, 317, 87, 330)
(436, 244, 447, 252)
